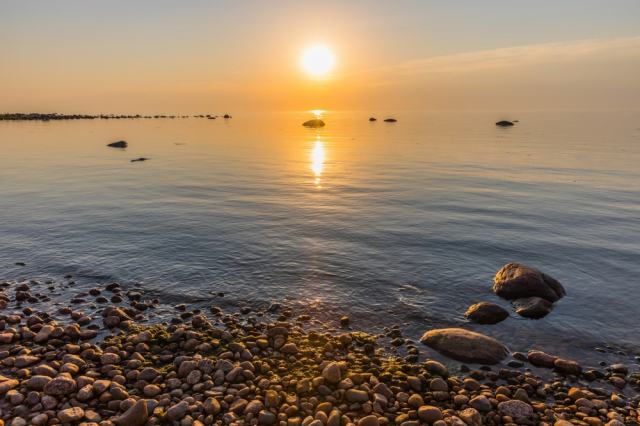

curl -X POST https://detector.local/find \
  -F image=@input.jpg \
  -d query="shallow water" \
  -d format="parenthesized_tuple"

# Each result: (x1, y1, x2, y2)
(1, 110, 640, 369)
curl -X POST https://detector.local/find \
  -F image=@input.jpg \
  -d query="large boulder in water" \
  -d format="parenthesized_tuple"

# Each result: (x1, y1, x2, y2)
(465, 302, 509, 325)
(107, 141, 128, 148)
(303, 119, 325, 128)
(420, 328, 508, 365)
(494, 263, 565, 302)
(495, 121, 514, 126)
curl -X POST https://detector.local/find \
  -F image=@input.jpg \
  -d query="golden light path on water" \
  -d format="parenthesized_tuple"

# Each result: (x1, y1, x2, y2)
(312, 137, 324, 188)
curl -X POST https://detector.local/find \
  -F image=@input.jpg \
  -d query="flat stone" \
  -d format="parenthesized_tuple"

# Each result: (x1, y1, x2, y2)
(58, 407, 85, 422)
(498, 400, 533, 418)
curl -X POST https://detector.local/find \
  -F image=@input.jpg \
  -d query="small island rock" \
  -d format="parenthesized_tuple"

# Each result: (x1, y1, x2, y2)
(107, 141, 128, 148)
(302, 119, 325, 128)
(495, 121, 514, 126)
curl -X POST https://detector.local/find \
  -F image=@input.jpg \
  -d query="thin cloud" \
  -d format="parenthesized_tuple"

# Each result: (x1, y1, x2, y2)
(364, 36, 640, 77)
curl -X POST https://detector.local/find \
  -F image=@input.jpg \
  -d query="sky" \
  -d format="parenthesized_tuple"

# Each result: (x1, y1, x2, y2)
(1, 0, 640, 112)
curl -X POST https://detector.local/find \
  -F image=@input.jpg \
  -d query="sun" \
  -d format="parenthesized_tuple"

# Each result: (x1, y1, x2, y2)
(302, 46, 334, 77)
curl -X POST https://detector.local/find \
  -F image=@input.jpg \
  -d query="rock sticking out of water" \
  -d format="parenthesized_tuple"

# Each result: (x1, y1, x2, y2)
(107, 141, 128, 148)
(494, 262, 566, 302)
(496, 121, 514, 126)
(384, 118, 397, 122)
(302, 119, 325, 128)
(465, 302, 510, 325)
(513, 296, 554, 318)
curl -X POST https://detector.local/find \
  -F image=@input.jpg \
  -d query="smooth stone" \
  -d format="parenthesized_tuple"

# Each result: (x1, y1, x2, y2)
(469, 395, 492, 412)
(58, 407, 85, 422)
(424, 360, 448, 377)
(418, 406, 443, 424)
(420, 328, 508, 365)
(465, 302, 509, 325)
(554, 358, 582, 376)
(528, 350, 557, 368)
(322, 362, 341, 384)
(346, 389, 369, 403)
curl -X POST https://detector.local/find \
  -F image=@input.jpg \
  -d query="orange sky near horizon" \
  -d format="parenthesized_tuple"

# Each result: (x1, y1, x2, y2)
(2, 1, 640, 113)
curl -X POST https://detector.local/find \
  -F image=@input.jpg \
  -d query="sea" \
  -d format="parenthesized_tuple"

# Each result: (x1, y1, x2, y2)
(1, 110, 639, 371)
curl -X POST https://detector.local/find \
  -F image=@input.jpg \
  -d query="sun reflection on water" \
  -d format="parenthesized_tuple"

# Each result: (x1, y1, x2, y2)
(312, 139, 324, 188)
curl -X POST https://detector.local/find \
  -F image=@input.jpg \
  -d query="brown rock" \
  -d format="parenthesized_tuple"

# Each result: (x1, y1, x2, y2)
(494, 263, 565, 302)
(420, 328, 508, 365)
(554, 358, 582, 376)
(44, 376, 77, 395)
(465, 302, 509, 325)
(114, 398, 148, 426)
(528, 350, 557, 368)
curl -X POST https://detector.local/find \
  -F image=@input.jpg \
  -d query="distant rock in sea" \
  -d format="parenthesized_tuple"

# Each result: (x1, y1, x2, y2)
(369, 118, 377, 121)
(384, 118, 397, 122)
(131, 158, 150, 162)
(224, 114, 231, 118)
(208, 117, 216, 120)
(302, 119, 325, 128)
(496, 121, 514, 126)
(107, 141, 128, 148)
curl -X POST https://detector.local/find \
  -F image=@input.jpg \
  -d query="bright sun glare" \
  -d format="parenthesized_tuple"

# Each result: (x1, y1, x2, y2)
(302, 46, 334, 77)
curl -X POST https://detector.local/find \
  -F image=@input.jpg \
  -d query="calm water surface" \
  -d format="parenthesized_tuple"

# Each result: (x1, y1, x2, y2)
(1, 110, 640, 369)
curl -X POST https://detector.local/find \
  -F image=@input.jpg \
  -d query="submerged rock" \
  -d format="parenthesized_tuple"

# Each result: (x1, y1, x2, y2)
(495, 121, 514, 126)
(465, 302, 509, 325)
(107, 141, 128, 148)
(420, 328, 509, 364)
(302, 119, 325, 128)
(494, 263, 566, 302)
(513, 296, 553, 318)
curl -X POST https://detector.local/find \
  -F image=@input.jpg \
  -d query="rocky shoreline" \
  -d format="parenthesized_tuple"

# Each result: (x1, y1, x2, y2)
(1, 274, 639, 426)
